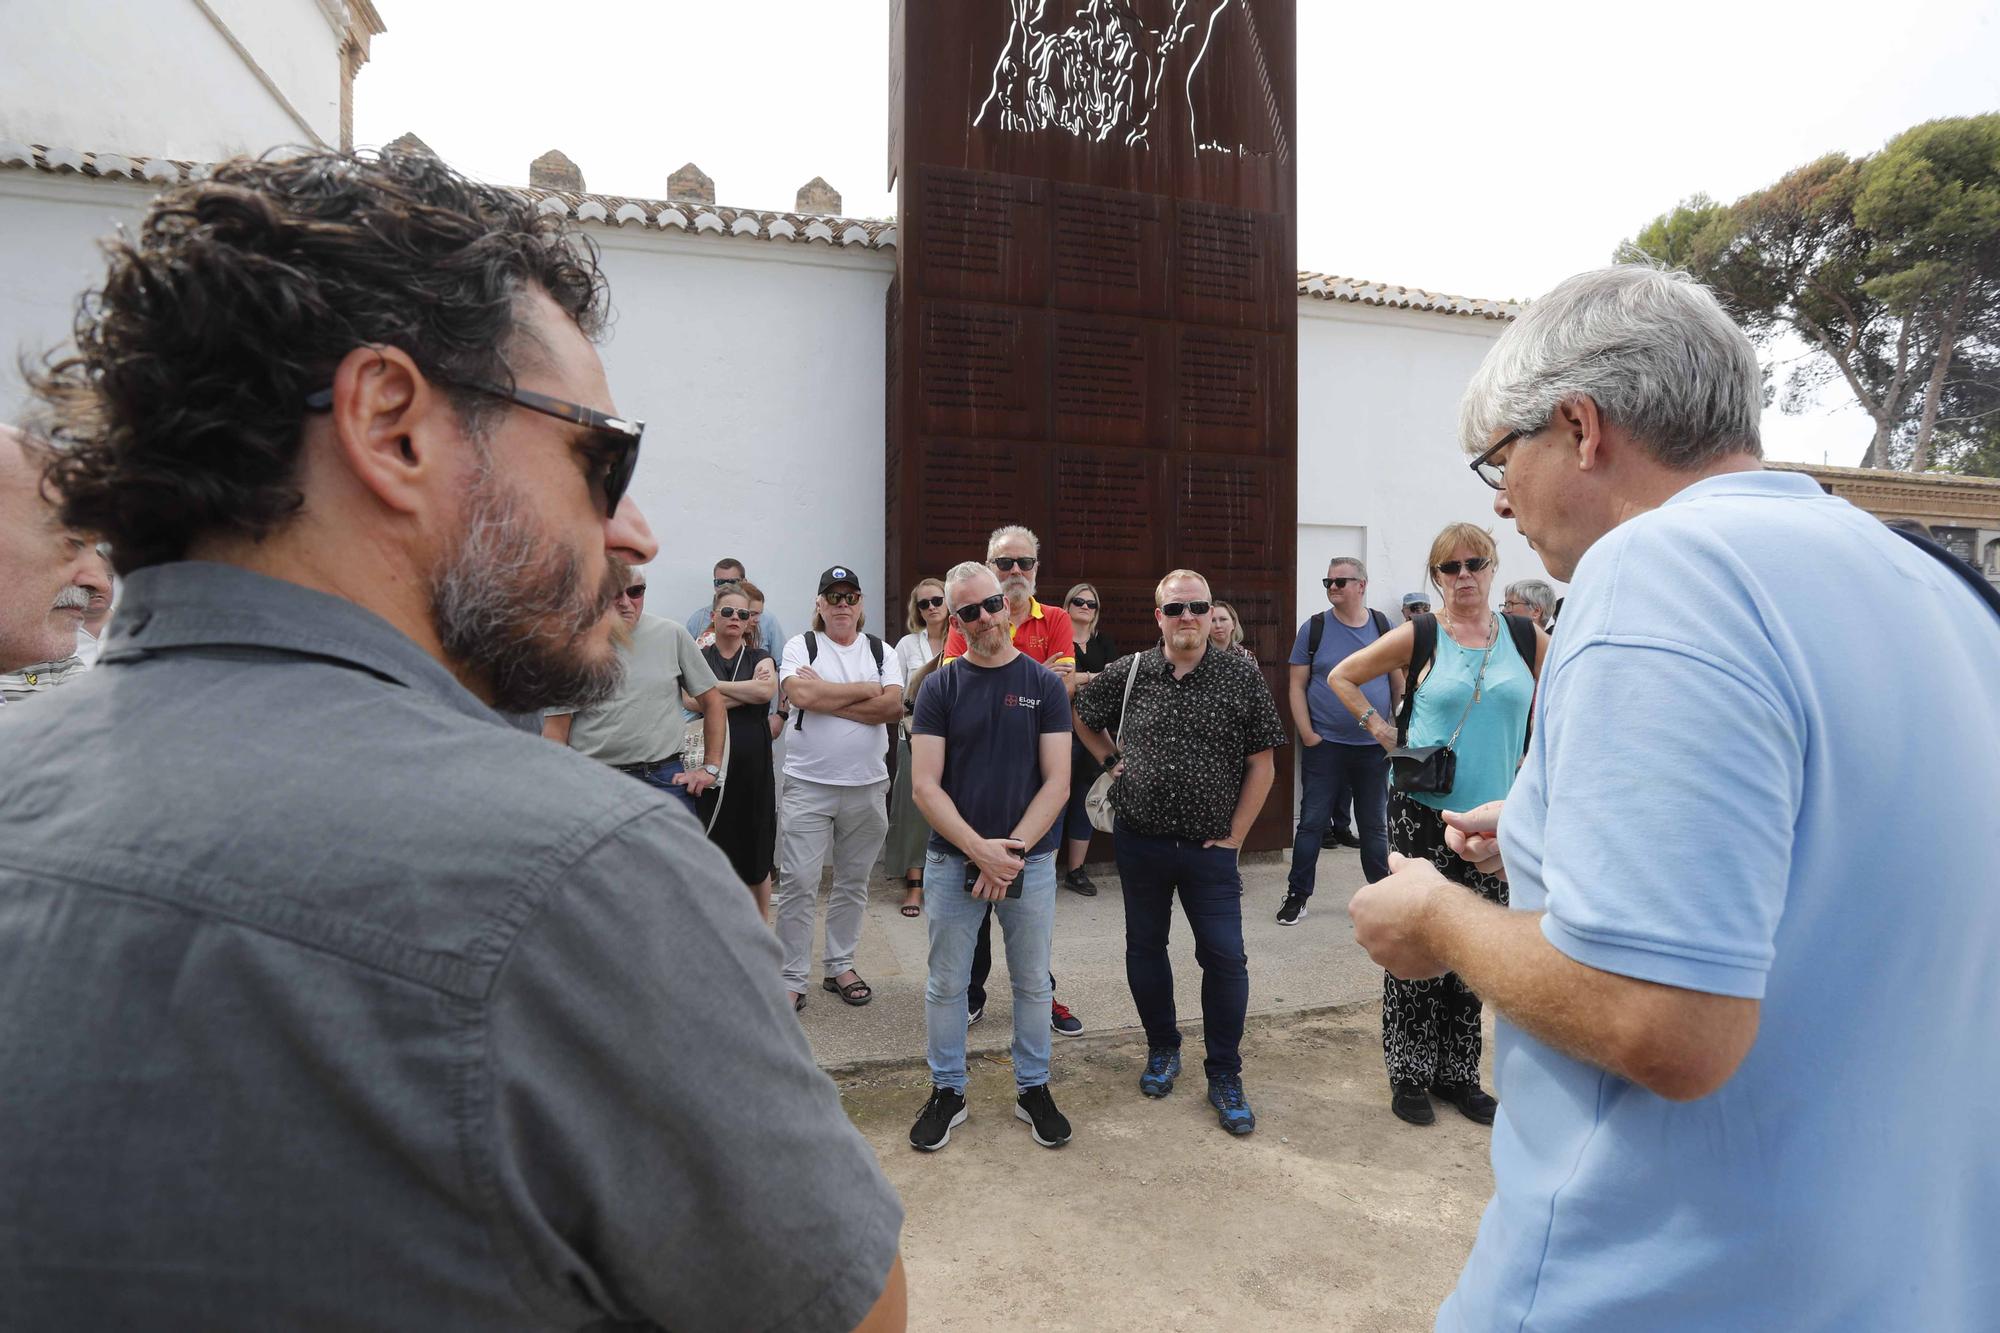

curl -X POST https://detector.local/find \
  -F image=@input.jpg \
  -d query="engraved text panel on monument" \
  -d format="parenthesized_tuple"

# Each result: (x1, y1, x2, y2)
(1175, 455, 1276, 569)
(1174, 328, 1274, 453)
(1050, 316, 1169, 448)
(918, 303, 1046, 441)
(917, 166, 1049, 305)
(1051, 448, 1163, 578)
(1051, 183, 1167, 318)
(917, 440, 1034, 568)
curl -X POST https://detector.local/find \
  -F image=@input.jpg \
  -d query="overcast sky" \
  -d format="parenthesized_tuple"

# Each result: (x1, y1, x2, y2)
(353, 0, 1999, 466)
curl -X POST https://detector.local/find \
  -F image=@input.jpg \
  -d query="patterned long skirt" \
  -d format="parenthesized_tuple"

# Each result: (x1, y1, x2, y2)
(1381, 793, 1509, 1088)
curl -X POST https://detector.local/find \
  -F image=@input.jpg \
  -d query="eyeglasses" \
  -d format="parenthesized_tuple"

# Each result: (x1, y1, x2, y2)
(1069, 597, 1098, 610)
(622, 584, 647, 599)
(955, 594, 1008, 623)
(306, 378, 643, 518)
(713, 575, 743, 587)
(717, 605, 758, 621)
(1469, 424, 1540, 491)
(1159, 600, 1213, 618)
(991, 556, 1037, 572)
(916, 595, 946, 610)
(1500, 598, 1527, 610)
(1435, 558, 1492, 576)
(822, 591, 861, 607)
(1405, 603, 1432, 614)
(1323, 577, 1361, 589)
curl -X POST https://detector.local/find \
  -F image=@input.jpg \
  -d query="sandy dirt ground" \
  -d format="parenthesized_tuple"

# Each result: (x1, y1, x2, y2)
(834, 1003, 1495, 1332)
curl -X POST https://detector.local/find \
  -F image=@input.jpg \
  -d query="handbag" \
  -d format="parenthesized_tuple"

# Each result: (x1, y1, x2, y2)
(1388, 625, 1494, 796)
(680, 649, 747, 834)
(1084, 652, 1142, 833)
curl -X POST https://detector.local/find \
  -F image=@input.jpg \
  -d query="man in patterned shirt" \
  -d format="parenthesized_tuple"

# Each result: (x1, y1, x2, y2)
(1073, 568, 1285, 1135)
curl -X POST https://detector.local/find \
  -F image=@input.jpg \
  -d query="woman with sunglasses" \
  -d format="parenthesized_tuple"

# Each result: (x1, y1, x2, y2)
(1326, 522, 1547, 1130)
(883, 579, 951, 916)
(1206, 601, 1258, 663)
(1059, 583, 1119, 895)
(691, 582, 780, 913)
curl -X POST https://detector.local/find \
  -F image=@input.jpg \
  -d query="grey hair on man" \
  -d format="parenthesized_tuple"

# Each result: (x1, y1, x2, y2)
(1329, 556, 1367, 578)
(1459, 266, 1762, 470)
(1503, 579, 1556, 625)
(987, 525, 1040, 558)
(943, 559, 994, 598)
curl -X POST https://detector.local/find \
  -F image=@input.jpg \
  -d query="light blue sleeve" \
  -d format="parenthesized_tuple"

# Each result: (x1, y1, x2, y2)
(1535, 637, 1803, 999)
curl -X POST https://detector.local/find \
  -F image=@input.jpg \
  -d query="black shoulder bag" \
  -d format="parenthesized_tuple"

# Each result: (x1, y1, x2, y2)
(1387, 615, 1499, 795)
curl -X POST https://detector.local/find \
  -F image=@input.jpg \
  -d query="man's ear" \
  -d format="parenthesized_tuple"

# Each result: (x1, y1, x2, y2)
(1559, 396, 1610, 473)
(321, 345, 458, 517)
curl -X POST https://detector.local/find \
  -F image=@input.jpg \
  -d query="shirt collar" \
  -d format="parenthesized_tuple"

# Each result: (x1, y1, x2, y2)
(1661, 467, 1822, 507)
(1026, 597, 1046, 621)
(96, 561, 506, 726)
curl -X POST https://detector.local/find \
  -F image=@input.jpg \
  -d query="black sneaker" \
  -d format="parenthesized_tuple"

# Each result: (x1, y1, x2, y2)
(909, 1086, 968, 1151)
(1335, 828, 1364, 849)
(1050, 1000, 1083, 1036)
(1431, 1081, 1499, 1126)
(1014, 1084, 1072, 1147)
(1390, 1082, 1435, 1125)
(1319, 826, 1342, 850)
(1276, 892, 1307, 925)
(967, 1001, 984, 1027)
(1063, 868, 1098, 897)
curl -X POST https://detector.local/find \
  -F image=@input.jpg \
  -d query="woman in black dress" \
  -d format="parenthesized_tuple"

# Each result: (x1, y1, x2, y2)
(1060, 582, 1118, 895)
(694, 582, 778, 912)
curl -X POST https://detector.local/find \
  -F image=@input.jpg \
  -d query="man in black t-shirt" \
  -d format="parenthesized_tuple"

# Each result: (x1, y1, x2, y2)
(907, 562, 1074, 1152)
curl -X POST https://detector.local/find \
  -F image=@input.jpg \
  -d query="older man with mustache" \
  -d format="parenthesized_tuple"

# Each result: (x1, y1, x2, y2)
(0, 425, 110, 701)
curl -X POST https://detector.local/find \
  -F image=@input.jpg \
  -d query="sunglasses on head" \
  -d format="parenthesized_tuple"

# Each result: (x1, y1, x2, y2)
(916, 595, 946, 610)
(955, 594, 1009, 623)
(1323, 577, 1361, 589)
(1069, 596, 1098, 610)
(622, 584, 646, 599)
(305, 378, 642, 519)
(1435, 558, 1492, 576)
(822, 591, 861, 607)
(1159, 600, 1212, 618)
(991, 556, 1037, 572)
(716, 605, 754, 620)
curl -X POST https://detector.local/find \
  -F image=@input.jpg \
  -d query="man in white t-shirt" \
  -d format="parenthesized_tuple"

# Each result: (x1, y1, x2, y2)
(773, 565, 903, 1012)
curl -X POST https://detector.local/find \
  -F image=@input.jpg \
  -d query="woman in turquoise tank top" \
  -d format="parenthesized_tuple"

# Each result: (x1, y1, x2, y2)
(1326, 523, 1547, 1130)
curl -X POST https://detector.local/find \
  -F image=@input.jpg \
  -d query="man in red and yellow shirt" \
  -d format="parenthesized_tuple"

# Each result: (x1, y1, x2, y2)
(939, 524, 1083, 1036)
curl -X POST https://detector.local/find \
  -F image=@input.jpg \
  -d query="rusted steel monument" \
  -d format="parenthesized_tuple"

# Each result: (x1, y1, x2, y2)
(887, 0, 1298, 847)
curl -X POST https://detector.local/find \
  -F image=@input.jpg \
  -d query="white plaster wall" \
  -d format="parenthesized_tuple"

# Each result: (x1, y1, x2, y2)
(0, 174, 155, 408)
(1296, 299, 1564, 626)
(0, 0, 338, 159)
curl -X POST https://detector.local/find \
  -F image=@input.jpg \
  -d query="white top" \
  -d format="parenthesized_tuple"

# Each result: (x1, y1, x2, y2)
(779, 631, 901, 786)
(893, 631, 945, 691)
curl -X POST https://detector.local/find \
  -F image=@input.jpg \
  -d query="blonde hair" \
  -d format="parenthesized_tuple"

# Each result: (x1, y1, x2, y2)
(904, 577, 945, 634)
(1208, 600, 1245, 647)
(1154, 568, 1210, 606)
(1425, 523, 1499, 596)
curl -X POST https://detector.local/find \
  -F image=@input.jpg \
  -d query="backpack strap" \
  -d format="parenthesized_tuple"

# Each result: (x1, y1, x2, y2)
(867, 634, 885, 671)
(1369, 608, 1392, 637)
(1893, 525, 2000, 619)
(793, 631, 819, 731)
(1306, 611, 1326, 661)
(1503, 613, 1537, 670)
(1395, 613, 1438, 746)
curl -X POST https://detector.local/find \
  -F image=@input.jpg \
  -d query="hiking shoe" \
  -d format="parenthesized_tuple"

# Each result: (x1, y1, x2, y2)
(1431, 1081, 1499, 1126)
(1276, 892, 1308, 925)
(967, 1001, 985, 1027)
(1063, 868, 1098, 896)
(1208, 1075, 1256, 1135)
(1050, 1000, 1083, 1036)
(1391, 1082, 1435, 1125)
(1139, 1047, 1181, 1098)
(909, 1086, 968, 1152)
(1014, 1084, 1072, 1147)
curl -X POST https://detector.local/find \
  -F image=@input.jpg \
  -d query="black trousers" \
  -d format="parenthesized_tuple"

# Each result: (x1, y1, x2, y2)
(1381, 794, 1508, 1088)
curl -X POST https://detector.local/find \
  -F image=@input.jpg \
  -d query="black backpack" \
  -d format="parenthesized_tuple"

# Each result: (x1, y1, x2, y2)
(793, 631, 890, 754)
(1394, 612, 1540, 749)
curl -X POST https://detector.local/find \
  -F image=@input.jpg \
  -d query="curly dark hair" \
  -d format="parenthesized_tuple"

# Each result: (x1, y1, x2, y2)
(24, 146, 609, 573)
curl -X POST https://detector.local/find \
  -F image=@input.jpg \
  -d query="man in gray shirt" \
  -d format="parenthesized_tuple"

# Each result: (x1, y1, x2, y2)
(0, 147, 905, 1330)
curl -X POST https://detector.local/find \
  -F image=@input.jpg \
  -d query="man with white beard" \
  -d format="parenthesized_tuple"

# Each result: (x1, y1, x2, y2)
(0, 424, 110, 702)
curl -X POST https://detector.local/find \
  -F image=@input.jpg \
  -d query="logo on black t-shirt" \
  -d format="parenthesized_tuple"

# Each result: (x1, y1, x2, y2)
(1003, 693, 1040, 710)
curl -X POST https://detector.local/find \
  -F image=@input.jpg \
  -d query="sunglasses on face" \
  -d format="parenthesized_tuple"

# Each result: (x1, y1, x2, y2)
(1069, 597, 1098, 610)
(716, 605, 754, 620)
(955, 594, 1009, 623)
(1323, 577, 1362, 589)
(822, 592, 861, 607)
(713, 575, 743, 587)
(623, 584, 647, 599)
(916, 595, 946, 610)
(1406, 603, 1432, 613)
(306, 378, 643, 519)
(1158, 600, 1212, 618)
(991, 556, 1037, 572)
(1436, 558, 1492, 576)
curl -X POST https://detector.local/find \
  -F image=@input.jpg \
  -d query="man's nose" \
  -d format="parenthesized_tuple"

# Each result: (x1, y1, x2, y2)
(1492, 488, 1513, 520)
(605, 495, 658, 565)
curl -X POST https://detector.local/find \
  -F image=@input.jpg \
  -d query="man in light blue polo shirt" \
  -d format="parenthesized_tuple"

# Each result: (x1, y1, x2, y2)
(1350, 265, 2000, 1330)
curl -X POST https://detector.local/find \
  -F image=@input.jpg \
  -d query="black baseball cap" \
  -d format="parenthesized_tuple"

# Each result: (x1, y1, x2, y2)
(816, 565, 863, 594)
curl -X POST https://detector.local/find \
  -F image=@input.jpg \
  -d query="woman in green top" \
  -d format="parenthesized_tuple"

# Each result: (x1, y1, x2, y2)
(1328, 522, 1547, 1130)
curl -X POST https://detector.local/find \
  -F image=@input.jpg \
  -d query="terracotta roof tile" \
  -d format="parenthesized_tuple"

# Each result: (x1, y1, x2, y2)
(1298, 271, 1520, 321)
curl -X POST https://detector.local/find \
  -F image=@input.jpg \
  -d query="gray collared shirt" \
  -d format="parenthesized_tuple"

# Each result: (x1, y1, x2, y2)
(0, 561, 901, 1330)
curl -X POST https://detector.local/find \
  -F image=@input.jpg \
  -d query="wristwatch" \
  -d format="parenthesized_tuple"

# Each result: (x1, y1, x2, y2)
(1101, 751, 1122, 774)
(700, 763, 721, 778)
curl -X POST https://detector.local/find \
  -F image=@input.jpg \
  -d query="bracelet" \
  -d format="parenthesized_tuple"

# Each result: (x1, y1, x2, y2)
(1357, 707, 1378, 727)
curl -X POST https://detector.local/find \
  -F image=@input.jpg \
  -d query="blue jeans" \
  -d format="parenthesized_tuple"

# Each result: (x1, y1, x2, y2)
(923, 848, 1057, 1094)
(629, 759, 701, 818)
(1289, 740, 1389, 896)
(1113, 822, 1247, 1079)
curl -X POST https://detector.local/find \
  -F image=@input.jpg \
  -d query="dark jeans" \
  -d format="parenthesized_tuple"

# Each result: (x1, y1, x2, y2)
(1113, 821, 1248, 1079)
(1289, 740, 1389, 896)
(619, 758, 701, 818)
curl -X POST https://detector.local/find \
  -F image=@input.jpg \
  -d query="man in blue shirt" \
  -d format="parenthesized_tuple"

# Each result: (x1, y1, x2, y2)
(1349, 265, 2000, 1330)
(907, 562, 1073, 1152)
(1278, 557, 1402, 925)
(687, 555, 787, 655)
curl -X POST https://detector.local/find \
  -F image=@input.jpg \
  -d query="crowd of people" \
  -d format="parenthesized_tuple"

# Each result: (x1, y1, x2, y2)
(1, 145, 1994, 1330)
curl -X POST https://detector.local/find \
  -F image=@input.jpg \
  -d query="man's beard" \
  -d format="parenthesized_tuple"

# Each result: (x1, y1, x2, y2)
(1001, 573, 1033, 602)
(969, 620, 1009, 656)
(429, 458, 626, 714)
(1168, 625, 1205, 651)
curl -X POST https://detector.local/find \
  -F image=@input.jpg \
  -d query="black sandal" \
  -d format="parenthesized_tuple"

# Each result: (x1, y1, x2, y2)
(823, 974, 873, 1006)
(900, 878, 924, 918)
(790, 992, 807, 1013)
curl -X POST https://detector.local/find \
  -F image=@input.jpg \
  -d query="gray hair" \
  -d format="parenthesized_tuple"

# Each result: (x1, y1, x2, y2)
(1328, 556, 1366, 578)
(1503, 579, 1556, 621)
(943, 560, 994, 600)
(986, 524, 1040, 558)
(1458, 265, 1762, 470)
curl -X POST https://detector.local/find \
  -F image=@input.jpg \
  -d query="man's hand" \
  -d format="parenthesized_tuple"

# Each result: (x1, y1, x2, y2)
(674, 766, 718, 798)
(1299, 729, 1322, 748)
(792, 665, 822, 682)
(1441, 802, 1506, 878)
(968, 837, 1025, 896)
(1348, 853, 1453, 979)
